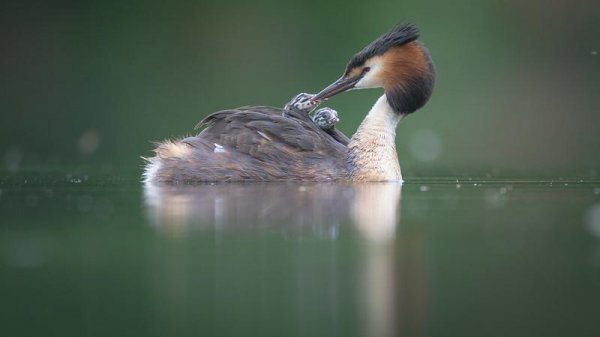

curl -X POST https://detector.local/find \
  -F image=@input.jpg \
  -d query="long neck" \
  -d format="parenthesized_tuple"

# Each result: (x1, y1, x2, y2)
(348, 95, 403, 182)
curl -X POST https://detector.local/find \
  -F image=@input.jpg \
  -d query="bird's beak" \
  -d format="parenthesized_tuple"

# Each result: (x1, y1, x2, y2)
(312, 75, 362, 101)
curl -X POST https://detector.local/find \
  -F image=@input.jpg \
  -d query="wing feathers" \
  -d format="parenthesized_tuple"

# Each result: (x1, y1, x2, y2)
(153, 105, 350, 182)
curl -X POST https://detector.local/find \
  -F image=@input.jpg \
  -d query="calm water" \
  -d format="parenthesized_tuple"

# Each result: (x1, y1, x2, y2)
(1, 173, 600, 337)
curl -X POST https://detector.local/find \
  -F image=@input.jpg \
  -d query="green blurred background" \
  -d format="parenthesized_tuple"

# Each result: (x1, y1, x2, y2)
(1, 0, 599, 178)
(2, 2, 600, 336)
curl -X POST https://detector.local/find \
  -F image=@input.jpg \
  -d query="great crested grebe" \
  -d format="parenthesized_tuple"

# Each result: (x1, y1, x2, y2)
(144, 24, 435, 183)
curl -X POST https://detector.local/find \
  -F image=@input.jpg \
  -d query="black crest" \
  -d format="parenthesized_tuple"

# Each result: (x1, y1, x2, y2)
(345, 24, 420, 74)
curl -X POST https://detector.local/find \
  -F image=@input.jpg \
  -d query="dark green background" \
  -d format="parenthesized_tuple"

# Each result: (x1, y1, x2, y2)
(2, 2, 600, 336)
(1, 0, 599, 178)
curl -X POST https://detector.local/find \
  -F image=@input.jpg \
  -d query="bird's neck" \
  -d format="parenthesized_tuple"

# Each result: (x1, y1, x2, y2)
(348, 95, 403, 182)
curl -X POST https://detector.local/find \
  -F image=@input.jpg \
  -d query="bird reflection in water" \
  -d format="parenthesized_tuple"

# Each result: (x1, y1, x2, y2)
(144, 183, 400, 240)
(143, 183, 425, 337)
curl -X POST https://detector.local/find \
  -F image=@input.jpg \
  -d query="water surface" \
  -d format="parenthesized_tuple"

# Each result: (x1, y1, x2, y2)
(1, 174, 600, 337)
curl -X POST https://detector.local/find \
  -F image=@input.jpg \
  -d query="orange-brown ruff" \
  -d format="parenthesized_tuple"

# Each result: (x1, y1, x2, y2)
(144, 24, 435, 183)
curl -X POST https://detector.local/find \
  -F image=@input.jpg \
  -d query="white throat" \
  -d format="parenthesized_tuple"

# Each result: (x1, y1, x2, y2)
(348, 95, 403, 182)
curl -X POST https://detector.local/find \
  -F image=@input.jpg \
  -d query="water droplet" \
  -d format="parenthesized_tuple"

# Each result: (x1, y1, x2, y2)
(592, 50, 598, 56)
(456, 184, 461, 189)
(419, 185, 429, 192)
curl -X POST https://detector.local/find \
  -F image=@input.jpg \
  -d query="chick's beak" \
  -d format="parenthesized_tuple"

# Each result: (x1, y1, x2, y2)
(312, 75, 363, 101)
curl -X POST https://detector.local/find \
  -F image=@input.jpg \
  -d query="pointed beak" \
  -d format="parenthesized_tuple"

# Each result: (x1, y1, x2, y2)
(312, 75, 363, 101)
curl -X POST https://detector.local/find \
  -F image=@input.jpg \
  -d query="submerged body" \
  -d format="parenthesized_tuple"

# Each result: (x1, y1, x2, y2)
(144, 24, 435, 183)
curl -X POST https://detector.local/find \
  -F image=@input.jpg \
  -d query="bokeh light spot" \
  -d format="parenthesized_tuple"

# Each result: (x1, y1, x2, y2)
(4, 148, 22, 173)
(77, 130, 99, 155)
(584, 203, 600, 238)
(408, 129, 442, 162)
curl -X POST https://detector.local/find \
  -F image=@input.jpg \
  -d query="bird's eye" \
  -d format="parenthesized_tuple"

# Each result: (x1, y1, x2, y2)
(362, 67, 371, 73)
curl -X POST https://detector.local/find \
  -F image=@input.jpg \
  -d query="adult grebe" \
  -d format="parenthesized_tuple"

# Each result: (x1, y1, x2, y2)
(144, 24, 435, 183)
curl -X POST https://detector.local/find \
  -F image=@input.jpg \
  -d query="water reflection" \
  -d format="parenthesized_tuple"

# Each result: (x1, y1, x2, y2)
(144, 183, 401, 242)
(143, 183, 418, 337)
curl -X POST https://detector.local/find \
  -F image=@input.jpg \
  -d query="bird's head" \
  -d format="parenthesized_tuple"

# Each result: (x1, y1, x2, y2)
(312, 24, 435, 114)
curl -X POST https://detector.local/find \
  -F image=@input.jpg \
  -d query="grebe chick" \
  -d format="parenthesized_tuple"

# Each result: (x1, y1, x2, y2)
(282, 93, 350, 145)
(312, 108, 350, 146)
(312, 107, 339, 129)
(283, 93, 321, 116)
(144, 23, 435, 183)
